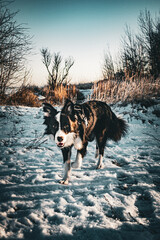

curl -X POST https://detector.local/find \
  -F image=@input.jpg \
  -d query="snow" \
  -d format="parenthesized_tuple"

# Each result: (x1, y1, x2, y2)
(0, 100, 160, 240)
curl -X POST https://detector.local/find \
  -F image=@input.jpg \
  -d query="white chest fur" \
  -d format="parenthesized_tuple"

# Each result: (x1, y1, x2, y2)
(74, 136, 83, 150)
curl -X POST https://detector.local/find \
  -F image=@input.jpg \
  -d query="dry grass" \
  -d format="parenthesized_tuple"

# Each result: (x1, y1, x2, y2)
(90, 77, 160, 104)
(42, 84, 84, 105)
(4, 87, 40, 107)
(42, 85, 67, 105)
(1, 84, 84, 107)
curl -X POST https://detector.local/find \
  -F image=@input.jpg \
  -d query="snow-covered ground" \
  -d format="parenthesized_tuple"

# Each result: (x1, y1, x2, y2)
(0, 99, 160, 240)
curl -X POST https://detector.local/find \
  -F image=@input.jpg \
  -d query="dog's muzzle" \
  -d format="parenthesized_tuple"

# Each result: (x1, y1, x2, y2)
(57, 136, 64, 148)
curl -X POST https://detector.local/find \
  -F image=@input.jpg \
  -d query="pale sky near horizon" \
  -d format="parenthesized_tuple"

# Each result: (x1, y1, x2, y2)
(11, 0, 160, 86)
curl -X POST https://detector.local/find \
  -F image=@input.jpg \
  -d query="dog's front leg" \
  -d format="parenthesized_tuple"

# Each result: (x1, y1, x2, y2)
(60, 147, 72, 185)
(95, 142, 99, 159)
(71, 151, 83, 169)
(96, 154, 103, 169)
(72, 142, 88, 169)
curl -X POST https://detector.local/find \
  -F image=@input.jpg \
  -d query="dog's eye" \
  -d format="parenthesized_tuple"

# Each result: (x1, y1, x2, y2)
(63, 125, 69, 132)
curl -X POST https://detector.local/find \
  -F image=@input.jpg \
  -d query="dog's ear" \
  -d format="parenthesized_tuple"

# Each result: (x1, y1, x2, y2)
(62, 99, 75, 116)
(43, 103, 57, 126)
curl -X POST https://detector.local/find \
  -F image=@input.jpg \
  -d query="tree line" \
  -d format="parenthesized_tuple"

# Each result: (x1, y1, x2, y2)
(103, 9, 160, 81)
(0, 0, 159, 98)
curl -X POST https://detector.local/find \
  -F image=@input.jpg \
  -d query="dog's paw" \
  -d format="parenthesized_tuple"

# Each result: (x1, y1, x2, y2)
(59, 179, 69, 185)
(96, 164, 103, 169)
(71, 162, 81, 169)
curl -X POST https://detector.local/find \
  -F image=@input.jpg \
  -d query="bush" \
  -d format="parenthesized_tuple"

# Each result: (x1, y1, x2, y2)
(5, 87, 40, 107)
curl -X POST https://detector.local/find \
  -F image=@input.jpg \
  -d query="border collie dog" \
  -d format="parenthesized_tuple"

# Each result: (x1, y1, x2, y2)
(43, 99, 128, 184)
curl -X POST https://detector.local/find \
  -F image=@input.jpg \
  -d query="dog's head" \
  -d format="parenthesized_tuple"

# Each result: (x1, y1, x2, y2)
(43, 99, 78, 148)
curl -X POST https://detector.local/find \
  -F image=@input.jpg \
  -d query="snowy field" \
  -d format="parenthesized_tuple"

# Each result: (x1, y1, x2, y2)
(0, 99, 160, 240)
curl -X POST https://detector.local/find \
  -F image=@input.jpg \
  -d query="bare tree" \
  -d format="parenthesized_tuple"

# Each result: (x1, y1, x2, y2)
(103, 47, 115, 80)
(138, 9, 160, 78)
(0, 0, 32, 97)
(41, 48, 74, 89)
(122, 10, 160, 79)
(121, 25, 146, 78)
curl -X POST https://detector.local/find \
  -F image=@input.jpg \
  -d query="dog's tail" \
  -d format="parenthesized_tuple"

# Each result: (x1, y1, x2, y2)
(108, 113, 128, 142)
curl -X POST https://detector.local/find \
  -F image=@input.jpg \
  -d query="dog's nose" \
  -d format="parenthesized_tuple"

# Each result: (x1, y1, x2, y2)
(57, 136, 63, 142)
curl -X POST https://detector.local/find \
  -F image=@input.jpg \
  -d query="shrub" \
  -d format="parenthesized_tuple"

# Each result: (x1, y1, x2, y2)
(5, 87, 40, 107)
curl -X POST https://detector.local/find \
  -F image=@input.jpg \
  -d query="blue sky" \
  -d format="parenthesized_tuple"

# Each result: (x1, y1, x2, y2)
(12, 0, 160, 85)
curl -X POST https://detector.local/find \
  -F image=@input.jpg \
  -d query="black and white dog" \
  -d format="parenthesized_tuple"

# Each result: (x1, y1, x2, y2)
(43, 99, 128, 184)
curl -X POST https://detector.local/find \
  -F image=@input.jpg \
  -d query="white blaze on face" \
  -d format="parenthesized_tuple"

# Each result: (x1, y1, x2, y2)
(55, 112, 66, 146)
(55, 112, 61, 128)
(55, 112, 75, 148)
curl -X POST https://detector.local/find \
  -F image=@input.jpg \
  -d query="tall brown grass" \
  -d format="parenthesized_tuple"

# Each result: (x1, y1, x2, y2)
(4, 87, 40, 107)
(90, 78, 160, 104)
(1, 84, 84, 107)
(42, 84, 83, 105)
